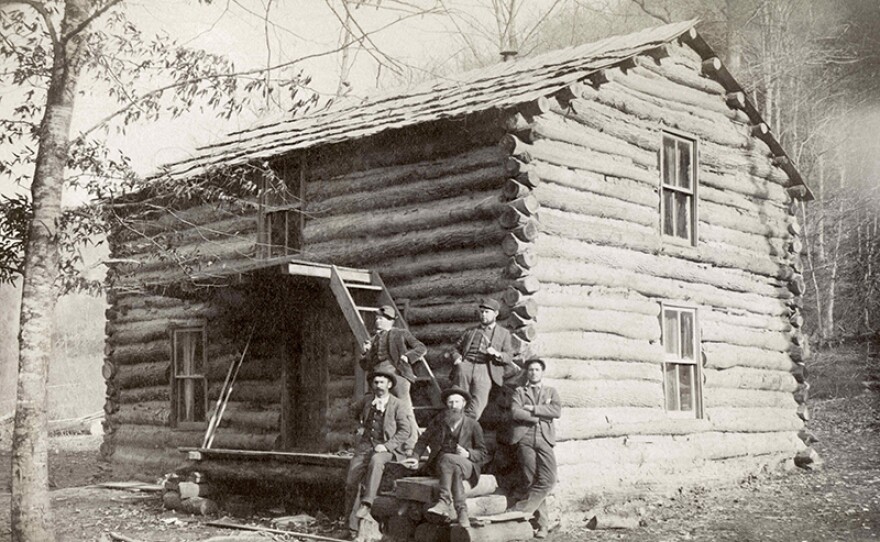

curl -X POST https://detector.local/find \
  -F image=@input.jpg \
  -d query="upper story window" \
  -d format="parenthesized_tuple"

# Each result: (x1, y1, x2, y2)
(258, 163, 303, 258)
(661, 133, 697, 244)
(171, 326, 207, 427)
(661, 306, 702, 418)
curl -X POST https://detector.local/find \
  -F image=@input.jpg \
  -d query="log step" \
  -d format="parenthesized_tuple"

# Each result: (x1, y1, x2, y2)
(394, 476, 499, 503)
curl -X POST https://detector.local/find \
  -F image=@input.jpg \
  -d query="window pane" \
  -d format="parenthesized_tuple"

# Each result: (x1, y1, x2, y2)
(675, 193, 691, 240)
(664, 310, 680, 356)
(663, 189, 675, 236)
(175, 330, 204, 375)
(177, 378, 206, 422)
(679, 365, 694, 412)
(664, 364, 678, 410)
(662, 136, 676, 186)
(680, 311, 694, 360)
(677, 141, 692, 190)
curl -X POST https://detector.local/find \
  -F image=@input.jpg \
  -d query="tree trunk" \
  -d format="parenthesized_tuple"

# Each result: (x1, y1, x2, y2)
(13, 3, 88, 541)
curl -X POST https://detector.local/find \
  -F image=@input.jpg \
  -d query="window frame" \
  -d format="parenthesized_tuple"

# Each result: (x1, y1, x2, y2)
(257, 160, 305, 258)
(170, 325, 209, 430)
(660, 304, 703, 419)
(659, 131, 698, 246)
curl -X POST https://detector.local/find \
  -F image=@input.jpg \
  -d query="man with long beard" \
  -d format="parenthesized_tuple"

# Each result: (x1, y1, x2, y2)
(402, 387, 488, 528)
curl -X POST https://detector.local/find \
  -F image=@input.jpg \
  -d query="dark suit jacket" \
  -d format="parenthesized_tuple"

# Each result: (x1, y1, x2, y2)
(355, 394, 412, 461)
(453, 324, 517, 386)
(359, 327, 427, 383)
(412, 413, 488, 487)
(510, 384, 562, 446)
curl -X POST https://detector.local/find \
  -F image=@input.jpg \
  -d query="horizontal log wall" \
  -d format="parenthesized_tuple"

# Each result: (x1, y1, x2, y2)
(518, 41, 805, 498)
(294, 116, 512, 441)
(103, 286, 287, 471)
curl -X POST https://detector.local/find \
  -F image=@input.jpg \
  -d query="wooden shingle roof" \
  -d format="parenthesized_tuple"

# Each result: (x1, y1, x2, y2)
(157, 19, 809, 196)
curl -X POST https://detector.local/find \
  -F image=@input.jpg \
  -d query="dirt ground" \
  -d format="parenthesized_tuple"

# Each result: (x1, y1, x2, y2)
(1, 353, 878, 541)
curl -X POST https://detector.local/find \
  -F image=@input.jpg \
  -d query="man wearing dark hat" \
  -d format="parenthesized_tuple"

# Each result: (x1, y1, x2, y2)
(451, 297, 517, 419)
(510, 358, 561, 539)
(402, 387, 487, 528)
(344, 370, 412, 536)
(360, 304, 427, 412)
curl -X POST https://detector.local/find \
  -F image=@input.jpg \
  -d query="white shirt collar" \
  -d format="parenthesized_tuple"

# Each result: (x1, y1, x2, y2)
(371, 394, 390, 412)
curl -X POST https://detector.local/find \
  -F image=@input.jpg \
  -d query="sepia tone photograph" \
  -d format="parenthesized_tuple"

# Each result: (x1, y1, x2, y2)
(0, 1, 878, 541)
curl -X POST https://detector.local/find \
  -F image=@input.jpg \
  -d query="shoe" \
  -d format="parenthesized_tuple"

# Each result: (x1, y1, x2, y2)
(456, 507, 470, 528)
(535, 525, 548, 539)
(355, 503, 371, 520)
(426, 501, 452, 522)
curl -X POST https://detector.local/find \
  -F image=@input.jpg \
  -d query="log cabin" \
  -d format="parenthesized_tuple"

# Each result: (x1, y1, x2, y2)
(102, 20, 814, 519)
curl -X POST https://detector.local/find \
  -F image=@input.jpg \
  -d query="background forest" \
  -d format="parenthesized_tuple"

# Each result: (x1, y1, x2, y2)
(1, 0, 879, 419)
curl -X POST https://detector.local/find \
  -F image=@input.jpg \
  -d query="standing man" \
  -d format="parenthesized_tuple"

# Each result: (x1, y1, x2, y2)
(510, 358, 561, 539)
(360, 305, 427, 411)
(451, 298, 517, 419)
(344, 370, 412, 536)
(402, 387, 487, 528)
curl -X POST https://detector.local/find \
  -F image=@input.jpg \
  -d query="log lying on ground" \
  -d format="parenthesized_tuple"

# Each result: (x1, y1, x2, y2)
(306, 146, 503, 201)
(586, 514, 639, 530)
(450, 521, 533, 542)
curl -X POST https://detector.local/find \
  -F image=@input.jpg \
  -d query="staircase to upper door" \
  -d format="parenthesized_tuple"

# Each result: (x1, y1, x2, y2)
(328, 266, 444, 425)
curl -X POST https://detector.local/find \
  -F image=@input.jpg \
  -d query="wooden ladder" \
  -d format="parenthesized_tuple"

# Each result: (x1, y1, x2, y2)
(329, 266, 444, 419)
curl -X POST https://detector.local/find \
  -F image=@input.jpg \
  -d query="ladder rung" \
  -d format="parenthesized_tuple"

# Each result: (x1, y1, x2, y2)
(356, 306, 379, 312)
(345, 282, 383, 291)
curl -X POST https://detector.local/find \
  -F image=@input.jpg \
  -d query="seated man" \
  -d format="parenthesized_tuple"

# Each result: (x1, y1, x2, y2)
(402, 387, 487, 528)
(344, 370, 412, 537)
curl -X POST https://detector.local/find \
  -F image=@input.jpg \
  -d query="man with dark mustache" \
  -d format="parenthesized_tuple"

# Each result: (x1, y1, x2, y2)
(402, 387, 488, 528)
(344, 370, 412, 537)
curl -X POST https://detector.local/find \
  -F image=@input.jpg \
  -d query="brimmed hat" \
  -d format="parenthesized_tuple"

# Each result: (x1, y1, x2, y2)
(368, 369, 397, 389)
(524, 358, 546, 371)
(376, 305, 396, 320)
(441, 386, 472, 404)
(478, 298, 501, 312)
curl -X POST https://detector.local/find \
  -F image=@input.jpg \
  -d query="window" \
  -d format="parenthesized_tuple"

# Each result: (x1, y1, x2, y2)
(258, 163, 303, 258)
(171, 327, 207, 427)
(661, 306, 702, 417)
(661, 133, 697, 244)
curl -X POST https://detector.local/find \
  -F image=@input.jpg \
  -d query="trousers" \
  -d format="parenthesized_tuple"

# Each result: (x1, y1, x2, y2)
(434, 453, 475, 511)
(516, 429, 556, 530)
(455, 361, 492, 420)
(344, 450, 394, 530)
